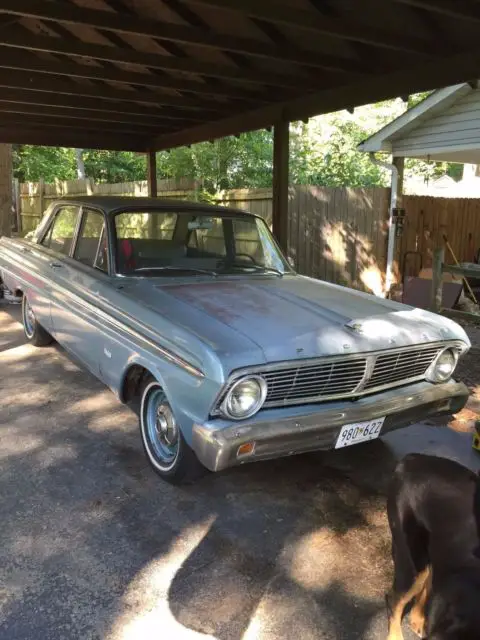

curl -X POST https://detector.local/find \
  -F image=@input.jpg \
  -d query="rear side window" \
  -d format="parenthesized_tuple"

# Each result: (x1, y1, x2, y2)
(115, 212, 177, 240)
(74, 209, 107, 272)
(41, 206, 79, 256)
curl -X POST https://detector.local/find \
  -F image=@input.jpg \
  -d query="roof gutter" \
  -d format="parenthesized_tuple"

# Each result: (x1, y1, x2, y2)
(369, 153, 398, 296)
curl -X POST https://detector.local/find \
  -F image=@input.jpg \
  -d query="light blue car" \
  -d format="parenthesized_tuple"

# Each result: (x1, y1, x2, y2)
(0, 197, 470, 483)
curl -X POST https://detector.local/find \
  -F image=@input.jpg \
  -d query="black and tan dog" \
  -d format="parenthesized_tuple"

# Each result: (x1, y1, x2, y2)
(386, 453, 480, 639)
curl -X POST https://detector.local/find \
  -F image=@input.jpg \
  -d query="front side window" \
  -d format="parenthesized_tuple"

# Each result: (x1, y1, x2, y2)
(74, 209, 108, 272)
(114, 209, 290, 277)
(41, 206, 79, 256)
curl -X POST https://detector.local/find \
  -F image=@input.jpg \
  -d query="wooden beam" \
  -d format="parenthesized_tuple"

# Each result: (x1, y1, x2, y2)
(0, 126, 147, 151)
(0, 0, 366, 73)
(153, 47, 480, 150)
(272, 120, 290, 254)
(0, 31, 309, 89)
(0, 101, 184, 127)
(394, 0, 480, 23)
(147, 151, 158, 197)
(0, 68, 227, 111)
(0, 50, 274, 101)
(0, 88, 204, 121)
(0, 112, 167, 136)
(188, 0, 439, 55)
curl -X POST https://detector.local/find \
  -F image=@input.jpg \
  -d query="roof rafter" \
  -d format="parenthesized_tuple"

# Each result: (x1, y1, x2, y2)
(393, 0, 480, 23)
(188, 0, 440, 55)
(0, 31, 311, 89)
(0, 87, 205, 121)
(0, 67, 231, 111)
(0, 50, 275, 101)
(0, 101, 192, 129)
(0, 112, 167, 136)
(0, 0, 365, 73)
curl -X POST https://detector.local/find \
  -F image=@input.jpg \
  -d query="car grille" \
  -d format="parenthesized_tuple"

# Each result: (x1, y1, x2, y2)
(262, 359, 367, 405)
(364, 345, 442, 390)
(219, 344, 448, 411)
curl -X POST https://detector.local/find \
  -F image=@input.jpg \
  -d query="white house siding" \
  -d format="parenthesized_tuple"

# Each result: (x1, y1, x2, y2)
(391, 89, 480, 159)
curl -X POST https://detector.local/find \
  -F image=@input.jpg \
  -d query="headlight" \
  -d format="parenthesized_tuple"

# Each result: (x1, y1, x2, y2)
(221, 375, 267, 420)
(426, 348, 457, 383)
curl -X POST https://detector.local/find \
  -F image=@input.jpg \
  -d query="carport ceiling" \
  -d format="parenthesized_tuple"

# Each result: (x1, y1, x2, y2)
(1, 0, 480, 151)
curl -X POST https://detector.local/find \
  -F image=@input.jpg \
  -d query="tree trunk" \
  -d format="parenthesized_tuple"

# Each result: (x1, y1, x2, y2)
(0, 143, 13, 238)
(75, 148, 86, 179)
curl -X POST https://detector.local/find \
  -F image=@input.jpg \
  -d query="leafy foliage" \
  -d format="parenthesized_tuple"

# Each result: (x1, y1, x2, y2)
(13, 147, 146, 183)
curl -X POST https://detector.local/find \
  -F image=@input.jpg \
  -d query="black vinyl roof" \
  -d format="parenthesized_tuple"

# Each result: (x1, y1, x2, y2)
(52, 195, 258, 216)
(0, 0, 479, 151)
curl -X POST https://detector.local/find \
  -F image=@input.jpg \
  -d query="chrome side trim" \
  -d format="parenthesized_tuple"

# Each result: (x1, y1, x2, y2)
(0, 262, 204, 378)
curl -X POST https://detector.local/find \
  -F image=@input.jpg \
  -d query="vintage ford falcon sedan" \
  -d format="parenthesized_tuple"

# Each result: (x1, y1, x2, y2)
(0, 197, 470, 483)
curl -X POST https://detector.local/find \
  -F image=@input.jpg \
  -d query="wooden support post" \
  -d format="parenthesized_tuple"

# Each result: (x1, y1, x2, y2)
(147, 150, 157, 198)
(13, 177, 21, 234)
(272, 119, 289, 254)
(392, 156, 405, 280)
(0, 143, 12, 238)
(393, 156, 404, 203)
(431, 246, 444, 313)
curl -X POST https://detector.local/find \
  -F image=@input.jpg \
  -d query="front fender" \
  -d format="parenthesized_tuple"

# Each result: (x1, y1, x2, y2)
(116, 353, 222, 447)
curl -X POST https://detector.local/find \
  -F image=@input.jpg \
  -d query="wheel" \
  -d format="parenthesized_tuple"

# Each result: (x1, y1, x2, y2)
(139, 376, 207, 484)
(22, 295, 53, 346)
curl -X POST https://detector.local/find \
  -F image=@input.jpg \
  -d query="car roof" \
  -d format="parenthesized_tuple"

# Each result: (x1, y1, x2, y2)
(52, 195, 258, 218)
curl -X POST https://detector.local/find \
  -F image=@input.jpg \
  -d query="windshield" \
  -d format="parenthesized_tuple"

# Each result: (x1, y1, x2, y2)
(114, 209, 291, 277)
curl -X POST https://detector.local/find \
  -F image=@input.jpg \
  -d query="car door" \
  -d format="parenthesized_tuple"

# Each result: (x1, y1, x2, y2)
(49, 206, 110, 375)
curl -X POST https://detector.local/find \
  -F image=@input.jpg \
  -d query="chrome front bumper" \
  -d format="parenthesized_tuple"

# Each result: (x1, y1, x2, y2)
(191, 380, 468, 472)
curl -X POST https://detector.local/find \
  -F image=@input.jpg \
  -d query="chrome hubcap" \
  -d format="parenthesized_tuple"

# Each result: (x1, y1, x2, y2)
(144, 386, 179, 467)
(24, 299, 35, 337)
(155, 403, 178, 447)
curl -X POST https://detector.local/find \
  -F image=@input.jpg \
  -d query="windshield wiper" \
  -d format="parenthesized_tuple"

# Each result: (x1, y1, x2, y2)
(223, 263, 284, 277)
(134, 266, 218, 277)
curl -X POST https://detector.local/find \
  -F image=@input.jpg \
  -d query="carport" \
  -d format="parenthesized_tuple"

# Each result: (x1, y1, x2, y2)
(1, 1, 480, 254)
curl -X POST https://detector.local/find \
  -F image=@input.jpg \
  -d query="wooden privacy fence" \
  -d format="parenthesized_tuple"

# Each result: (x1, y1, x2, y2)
(18, 177, 199, 232)
(396, 196, 480, 279)
(16, 178, 391, 288)
(16, 177, 480, 290)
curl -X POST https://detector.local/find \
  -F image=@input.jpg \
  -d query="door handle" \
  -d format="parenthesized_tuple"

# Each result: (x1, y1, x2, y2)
(20, 246, 31, 253)
(49, 262, 63, 269)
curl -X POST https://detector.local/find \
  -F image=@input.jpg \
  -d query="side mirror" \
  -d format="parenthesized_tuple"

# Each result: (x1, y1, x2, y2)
(287, 256, 296, 269)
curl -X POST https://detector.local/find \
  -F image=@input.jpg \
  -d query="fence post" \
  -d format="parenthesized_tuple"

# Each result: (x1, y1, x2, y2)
(430, 246, 444, 313)
(13, 177, 21, 234)
(38, 177, 45, 218)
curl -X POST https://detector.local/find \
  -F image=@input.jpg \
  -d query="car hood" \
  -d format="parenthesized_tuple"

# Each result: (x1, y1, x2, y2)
(126, 275, 469, 365)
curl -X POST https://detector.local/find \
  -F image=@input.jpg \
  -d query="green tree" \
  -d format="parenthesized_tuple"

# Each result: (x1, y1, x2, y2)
(156, 130, 274, 193)
(13, 147, 146, 183)
(13, 146, 76, 182)
(83, 150, 146, 183)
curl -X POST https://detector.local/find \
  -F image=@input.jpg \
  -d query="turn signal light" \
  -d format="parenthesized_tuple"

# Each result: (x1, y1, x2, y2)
(237, 442, 255, 457)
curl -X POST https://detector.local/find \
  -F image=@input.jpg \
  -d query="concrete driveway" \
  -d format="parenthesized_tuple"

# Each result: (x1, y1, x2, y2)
(1, 301, 478, 640)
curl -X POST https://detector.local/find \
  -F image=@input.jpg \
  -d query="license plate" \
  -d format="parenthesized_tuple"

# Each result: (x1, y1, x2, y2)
(335, 417, 385, 449)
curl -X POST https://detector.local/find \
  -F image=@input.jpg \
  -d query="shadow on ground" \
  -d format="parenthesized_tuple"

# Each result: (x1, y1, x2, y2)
(0, 302, 455, 640)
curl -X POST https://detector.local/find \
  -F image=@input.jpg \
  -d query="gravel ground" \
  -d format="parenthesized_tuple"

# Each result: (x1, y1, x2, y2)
(1, 301, 478, 640)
